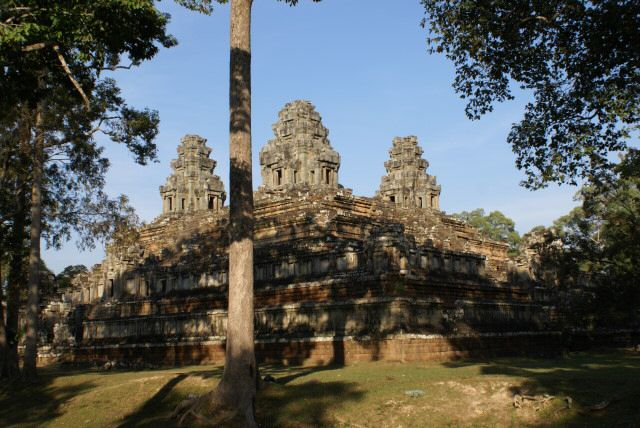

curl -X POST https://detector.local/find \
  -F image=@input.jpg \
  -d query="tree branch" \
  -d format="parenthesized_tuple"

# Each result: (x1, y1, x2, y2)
(22, 42, 48, 52)
(87, 116, 120, 136)
(52, 44, 90, 110)
(48, 157, 72, 163)
(519, 11, 560, 26)
(5, 6, 34, 11)
(520, 16, 552, 24)
(100, 62, 138, 71)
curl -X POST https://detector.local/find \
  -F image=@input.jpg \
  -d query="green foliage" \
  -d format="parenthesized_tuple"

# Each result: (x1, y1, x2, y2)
(422, 1, 640, 188)
(0, 4, 175, 368)
(454, 208, 521, 254)
(55, 265, 88, 290)
(0, 0, 176, 108)
(175, 0, 321, 15)
(0, 1, 175, 253)
(526, 149, 640, 328)
(37, 259, 56, 298)
(175, 0, 219, 15)
(579, 151, 640, 326)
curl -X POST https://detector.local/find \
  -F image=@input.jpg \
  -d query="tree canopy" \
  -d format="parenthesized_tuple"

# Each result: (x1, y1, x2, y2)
(175, 0, 320, 15)
(1, 0, 175, 253)
(55, 265, 88, 289)
(0, 0, 175, 378)
(454, 208, 521, 254)
(523, 149, 640, 327)
(422, 0, 640, 189)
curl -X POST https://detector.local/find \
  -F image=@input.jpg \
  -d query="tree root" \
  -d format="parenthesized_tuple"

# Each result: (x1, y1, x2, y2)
(513, 393, 555, 411)
(172, 391, 241, 427)
(514, 391, 622, 415)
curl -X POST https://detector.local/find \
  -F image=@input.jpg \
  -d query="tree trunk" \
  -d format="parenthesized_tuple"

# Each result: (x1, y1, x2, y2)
(23, 106, 44, 379)
(3, 251, 23, 378)
(172, 2, 256, 424)
(216, 0, 257, 425)
(4, 187, 27, 378)
(0, 261, 6, 377)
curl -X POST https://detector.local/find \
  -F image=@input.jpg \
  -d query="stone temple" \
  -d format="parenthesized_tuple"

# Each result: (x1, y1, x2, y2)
(377, 136, 441, 209)
(260, 100, 340, 191)
(40, 100, 555, 365)
(160, 134, 226, 214)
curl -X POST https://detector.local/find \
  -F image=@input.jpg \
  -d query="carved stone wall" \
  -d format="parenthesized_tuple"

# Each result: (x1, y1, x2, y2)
(38, 100, 553, 365)
(159, 134, 225, 214)
(259, 100, 340, 192)
(377, 136, 441, 209)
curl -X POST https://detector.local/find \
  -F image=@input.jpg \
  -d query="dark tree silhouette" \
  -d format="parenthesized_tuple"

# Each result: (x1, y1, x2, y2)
(422, 0, 640, 188)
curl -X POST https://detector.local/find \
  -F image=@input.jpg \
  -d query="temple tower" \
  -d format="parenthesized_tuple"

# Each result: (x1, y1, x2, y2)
(259, 100, 340, 191)
(376, 136, 441, 209)
(160, 134, 226, 214)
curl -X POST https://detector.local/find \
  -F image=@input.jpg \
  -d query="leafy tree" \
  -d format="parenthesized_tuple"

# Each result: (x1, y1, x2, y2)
(0, 0, 175, 378)
(578, 151, 640, 326)
(524, 149, 640, 328)
(55, 265, 88, 290)
(528, 208, 600, 328)
(454, 208, 521, 255)
(421, 1, 640, 188)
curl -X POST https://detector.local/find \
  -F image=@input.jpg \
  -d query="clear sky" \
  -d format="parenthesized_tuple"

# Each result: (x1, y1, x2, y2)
(43, 0, 581, 273)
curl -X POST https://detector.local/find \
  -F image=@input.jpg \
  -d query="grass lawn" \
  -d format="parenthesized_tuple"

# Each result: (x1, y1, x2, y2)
(1, 349, 639, 427)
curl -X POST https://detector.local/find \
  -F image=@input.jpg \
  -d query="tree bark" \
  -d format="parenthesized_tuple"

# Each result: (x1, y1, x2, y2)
(3, 252, 22, 378)
(0, 261, 6, 378)
(1, 135, 31, 378)
(172, 2, 256, 424)
(23, 105, 44, 379)
(215, 0, 257, 425)
(4, 187, 27, 378)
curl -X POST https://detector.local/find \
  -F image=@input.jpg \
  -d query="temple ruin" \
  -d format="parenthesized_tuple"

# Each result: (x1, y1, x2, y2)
(259, 100, 340, 191)
(160, 134, 226, 214)
(377, 135, 441, 209)
(40, 100, 556, 365)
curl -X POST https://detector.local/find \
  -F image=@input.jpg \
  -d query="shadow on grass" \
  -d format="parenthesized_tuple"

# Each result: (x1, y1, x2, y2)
(261, 362, 341, 385)
(443, 350, 640, 427)
(257, 379, 365, 427)
(0, 373, 96, 427)
(116, 364, 363, 428)
(116, 367, 225, 428)
(248, 364, 366, 426)
(117, 373, 188, 428)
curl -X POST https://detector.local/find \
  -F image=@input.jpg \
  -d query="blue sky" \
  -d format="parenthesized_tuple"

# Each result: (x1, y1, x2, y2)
(43, 0, 581, 273)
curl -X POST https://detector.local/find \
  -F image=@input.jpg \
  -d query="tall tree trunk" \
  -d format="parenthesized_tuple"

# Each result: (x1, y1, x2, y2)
(23, 106, 44, 379)
(0, 261, 6, 378)
(4, 250, 23, 378)
(217, 0, 257, 425)
(4, 187, 27, 378)
(173, 1, 256, 424)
